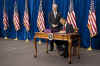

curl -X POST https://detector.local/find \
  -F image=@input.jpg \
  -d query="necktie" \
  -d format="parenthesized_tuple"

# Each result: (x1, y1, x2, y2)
(53, 11, 57, 18)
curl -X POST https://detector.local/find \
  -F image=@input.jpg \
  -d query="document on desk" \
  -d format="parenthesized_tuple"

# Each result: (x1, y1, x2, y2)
(55, 30, 66, 34)
(44, 29, 51, 33)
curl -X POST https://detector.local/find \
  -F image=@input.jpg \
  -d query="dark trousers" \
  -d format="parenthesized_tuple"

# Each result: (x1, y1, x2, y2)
(50, 39, 78, 57)
(63, 39, 78, 57)
(50, 25, 63, 50)
(50, 40, 64, 50)
(50, 40, 54, 50)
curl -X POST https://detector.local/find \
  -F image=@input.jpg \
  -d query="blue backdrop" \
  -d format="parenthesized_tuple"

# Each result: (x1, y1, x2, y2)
(0, 0, 100, 49)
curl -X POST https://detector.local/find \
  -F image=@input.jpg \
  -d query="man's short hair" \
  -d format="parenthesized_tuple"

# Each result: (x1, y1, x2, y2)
(52, 3, 58, 8)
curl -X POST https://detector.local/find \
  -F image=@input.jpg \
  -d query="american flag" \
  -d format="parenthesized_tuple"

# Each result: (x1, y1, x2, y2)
(64, 11, 76, 31)
(3, 9, 8, 30)
(37, 1, 45, 32)
(66, 0, 77, 29)
(13, 4, 20, 31)
(23, 9, 30, 32)
(67, 10, 77, 29)
(88, 0, 97, 37)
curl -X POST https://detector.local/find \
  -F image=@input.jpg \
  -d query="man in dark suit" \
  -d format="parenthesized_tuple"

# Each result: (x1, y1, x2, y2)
(61, 23, 79, 58)
(48, 4, 63, 51)
(48, 4, 78, 57)
(63, 23, 74, 57)
(65, 23, 74, 33)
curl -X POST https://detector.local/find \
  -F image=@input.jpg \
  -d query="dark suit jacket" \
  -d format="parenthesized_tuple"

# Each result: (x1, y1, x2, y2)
(48, 11, 63, 32)
(66, 23, 78, 47)
(66, 23, 74, 34)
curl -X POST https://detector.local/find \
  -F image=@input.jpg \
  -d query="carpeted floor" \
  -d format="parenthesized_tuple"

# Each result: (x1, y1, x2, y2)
(0, 38, 100, 66)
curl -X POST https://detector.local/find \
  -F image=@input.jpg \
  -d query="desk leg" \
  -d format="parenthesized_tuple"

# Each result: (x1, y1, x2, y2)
(77, 37, 80, 59)
(46, 39, 48, 53)
(68, 37, 72, 64)
(34, 38, 37, 58)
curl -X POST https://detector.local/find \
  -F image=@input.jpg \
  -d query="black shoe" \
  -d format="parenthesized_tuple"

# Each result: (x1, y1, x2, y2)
(60, 52, 68, 58)
(64, 53, 68, 58)
(64, 55, 68, 58)
(60, 52, 64, 56)
(49, 48, 54, 51)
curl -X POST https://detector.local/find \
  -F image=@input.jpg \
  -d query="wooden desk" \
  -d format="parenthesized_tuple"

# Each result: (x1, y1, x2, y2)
(33, 32, 80, 64)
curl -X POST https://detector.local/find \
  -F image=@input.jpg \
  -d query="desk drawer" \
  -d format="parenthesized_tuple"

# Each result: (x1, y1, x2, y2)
(53, 34, 64, 40)
(35, 33, 49, 39)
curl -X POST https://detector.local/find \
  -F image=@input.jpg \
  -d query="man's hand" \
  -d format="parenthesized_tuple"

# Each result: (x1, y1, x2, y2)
(52, 24, 58, 28)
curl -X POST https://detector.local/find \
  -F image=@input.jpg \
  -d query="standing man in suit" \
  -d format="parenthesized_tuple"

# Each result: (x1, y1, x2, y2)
(48, 3, 63, 51)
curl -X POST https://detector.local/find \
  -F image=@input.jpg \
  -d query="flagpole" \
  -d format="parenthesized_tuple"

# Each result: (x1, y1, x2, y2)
(37, 0, 43, 45)
(4, 0, 8, 40)
(4, 30, 8, 39)
(25, 31, 29, 42)
(88, 37, 92, 51)
(53, 0, 55, 4)
(13, 0, 18, 40)
(88, 0, 95, 51)
(87, 23, 92, 51)
(25, 0, 28, 9)
(14, 31, 18, 40)
(24, 0, 29, 43)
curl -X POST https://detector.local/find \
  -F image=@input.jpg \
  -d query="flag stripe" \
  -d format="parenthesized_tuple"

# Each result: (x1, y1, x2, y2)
(66, 10, 77, 29)
(89, 13, 95, 36)
(88, 9, 97, 37)
(13, 11, 20, 31)
(88, 15, 94, 35)
(23, 10, 30, 31)
(3, 10, 8, 30)
(70, 11, 76, 28)
(37, 10, 45, 32)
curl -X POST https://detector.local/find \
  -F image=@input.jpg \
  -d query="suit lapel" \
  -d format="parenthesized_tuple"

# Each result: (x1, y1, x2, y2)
(52, 11, 57, 19)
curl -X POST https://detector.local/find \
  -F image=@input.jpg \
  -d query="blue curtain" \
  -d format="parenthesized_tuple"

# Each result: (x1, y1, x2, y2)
(0, 0, 100, 49)
(95, 0, 100, 49)
(0, 0, 3, 37)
